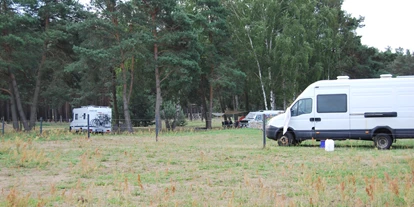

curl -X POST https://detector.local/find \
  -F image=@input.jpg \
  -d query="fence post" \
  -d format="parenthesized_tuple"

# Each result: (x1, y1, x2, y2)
(40, 117, 43, 135)
(87, 114, 90, 138)
(263, 115, 266, 149)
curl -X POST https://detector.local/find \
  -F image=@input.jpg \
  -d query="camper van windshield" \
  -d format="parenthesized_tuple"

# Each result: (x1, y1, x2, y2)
(291, 98, 312, 116)
(245, 112, 256, 119)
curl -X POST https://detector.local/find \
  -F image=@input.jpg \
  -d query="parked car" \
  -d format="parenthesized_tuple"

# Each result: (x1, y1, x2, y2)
(240, 110, 284, 129)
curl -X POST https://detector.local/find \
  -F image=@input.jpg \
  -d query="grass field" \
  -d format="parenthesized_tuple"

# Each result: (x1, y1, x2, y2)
(1, 120, 414, 206)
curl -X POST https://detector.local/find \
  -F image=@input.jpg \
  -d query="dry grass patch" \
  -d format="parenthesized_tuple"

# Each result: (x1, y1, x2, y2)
(1, 128, 414, 206)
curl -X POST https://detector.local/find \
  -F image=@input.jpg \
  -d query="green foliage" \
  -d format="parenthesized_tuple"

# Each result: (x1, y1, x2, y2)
(176, 109, 187, 127)
(1, 0, 414, 129)
(129, 90, 155, 127)
(161, 100, 187, 130)
(386, 50, 414, 76)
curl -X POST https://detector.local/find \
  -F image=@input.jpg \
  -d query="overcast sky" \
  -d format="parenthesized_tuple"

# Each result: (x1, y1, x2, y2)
(341, 0, 414, 52)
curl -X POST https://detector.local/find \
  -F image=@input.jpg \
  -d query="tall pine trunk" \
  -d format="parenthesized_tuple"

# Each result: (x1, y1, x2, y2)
(29, 12, 49, 130)
(7, 82, 19, 130)
(121, 60, 133, 132)
(108, 0, 132, 133)
(111, 68, 120, 130)
(9, 71, 29, 130)
(206, 83, 214, 129)
(200, 75, 208, 128)
(154, 46, 162, 141)
(152, 8, 162, 141)
(29, 47, 46, 129)
(206, 61, 215, 129)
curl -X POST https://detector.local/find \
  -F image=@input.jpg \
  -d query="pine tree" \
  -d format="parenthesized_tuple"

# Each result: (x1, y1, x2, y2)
(141, 0, 201, 138)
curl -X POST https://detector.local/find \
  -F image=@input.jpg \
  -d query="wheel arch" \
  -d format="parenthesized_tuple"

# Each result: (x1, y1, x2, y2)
(371, 126, 394, 140)
(276, 127, 296, 140)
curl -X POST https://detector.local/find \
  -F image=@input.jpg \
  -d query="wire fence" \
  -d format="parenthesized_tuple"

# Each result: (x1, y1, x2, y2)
(0, 116, 230, 135)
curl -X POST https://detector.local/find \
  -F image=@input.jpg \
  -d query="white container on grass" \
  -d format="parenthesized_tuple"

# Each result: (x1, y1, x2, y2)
(325, 139, 334, 151)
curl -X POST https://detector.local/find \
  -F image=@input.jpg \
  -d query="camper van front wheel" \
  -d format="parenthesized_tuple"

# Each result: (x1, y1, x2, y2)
(278, 132, 294, 146)
(374, 133, 392, 150)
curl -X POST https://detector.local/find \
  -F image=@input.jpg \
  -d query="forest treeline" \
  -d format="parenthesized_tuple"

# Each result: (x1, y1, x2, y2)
(1, 0, 413, 132)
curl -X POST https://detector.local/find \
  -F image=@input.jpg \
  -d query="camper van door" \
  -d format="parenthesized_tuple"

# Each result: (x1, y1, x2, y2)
(313, 86, 350, 139)
(289, 98, 314, 139)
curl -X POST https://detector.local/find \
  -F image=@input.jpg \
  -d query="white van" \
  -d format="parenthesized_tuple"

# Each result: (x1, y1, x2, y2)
(266, 74, 414, 150)
(70, 106, 112, 133)
(240, 110, 284, 129)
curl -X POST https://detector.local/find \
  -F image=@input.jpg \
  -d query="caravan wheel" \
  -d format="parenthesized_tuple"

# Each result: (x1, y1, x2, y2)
(278, 132, 294, 146)
(374, 133, 392, 150)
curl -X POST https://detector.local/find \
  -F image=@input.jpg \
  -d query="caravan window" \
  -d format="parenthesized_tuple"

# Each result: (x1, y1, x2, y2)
(75, 114, 78, 120)
(291, 98, 312, 116)
(317, 94, 347, 113)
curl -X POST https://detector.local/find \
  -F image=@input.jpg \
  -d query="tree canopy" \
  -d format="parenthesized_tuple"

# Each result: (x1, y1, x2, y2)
(0, 0, 412, 131)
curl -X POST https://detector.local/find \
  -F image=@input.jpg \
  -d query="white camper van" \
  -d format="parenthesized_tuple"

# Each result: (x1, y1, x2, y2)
(70, 106, 112, 133)
(266, 74, 414, 150)
(240, 110, 284, 128)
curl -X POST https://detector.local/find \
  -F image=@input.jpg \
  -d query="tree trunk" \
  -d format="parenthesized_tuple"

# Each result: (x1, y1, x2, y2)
(155, 57, 162, 140)
(234, 95, 239, 111)
(269, 67, 275, 110)
(218, 91, 225, 113)
(282, 79, 286, 110)
(8, 82, 19, 130)
(111, 68, 120, 130)
(127, 56, 134, 104)
(270, 90, 275, 110)
(200, 76, 208, 127)
(65, 102, 69, 122)
(52, 108, 55, 122)
(9, 72, 29, 130)
(29, 13, 49, 130)
(172, 103, 179, 130)
(165, 119, 170, 130)
(189, 102, 193, 121)
(121, 61, 133, 133)
(6, 99, 10, 122)
(207, 80, 213, 129)
(244, 87, 249, 112)
(152, 8, 162, 141)
(246, 29, 268, 110)
(29, 49, 46, 129)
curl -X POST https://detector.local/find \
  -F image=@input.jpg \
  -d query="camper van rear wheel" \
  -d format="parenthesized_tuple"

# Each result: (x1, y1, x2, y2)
(278, 132, 293, 146)
(374, 133, 392, 150)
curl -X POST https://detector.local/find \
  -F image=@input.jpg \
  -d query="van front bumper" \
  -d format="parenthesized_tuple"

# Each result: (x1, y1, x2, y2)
(266, 125, 282, 140)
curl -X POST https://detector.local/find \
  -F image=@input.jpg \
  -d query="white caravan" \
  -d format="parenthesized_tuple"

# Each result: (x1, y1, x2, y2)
(70, 106, 112, 133)
(266, 74, 414, 150)
(240, 110, 284, 128)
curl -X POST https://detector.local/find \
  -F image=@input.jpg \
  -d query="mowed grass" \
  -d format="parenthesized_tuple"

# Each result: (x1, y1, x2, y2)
(1, 123, 414, 206)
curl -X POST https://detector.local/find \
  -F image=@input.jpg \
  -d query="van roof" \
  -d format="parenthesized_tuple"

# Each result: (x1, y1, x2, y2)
(311, 75, 414, 88)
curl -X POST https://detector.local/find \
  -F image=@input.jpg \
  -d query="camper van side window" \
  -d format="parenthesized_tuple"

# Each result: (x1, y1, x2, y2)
(83, 113, 86, 119)
(291, 98, 312, 116)
(317, 94, 347, 113)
